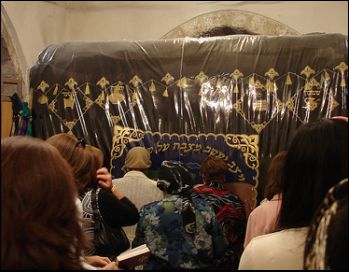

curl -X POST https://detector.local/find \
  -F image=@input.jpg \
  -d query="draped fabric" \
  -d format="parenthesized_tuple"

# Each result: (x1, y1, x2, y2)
(30, 34, 348, 197)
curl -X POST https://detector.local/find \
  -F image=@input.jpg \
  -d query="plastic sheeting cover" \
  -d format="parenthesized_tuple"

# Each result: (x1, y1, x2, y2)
(30, 33, 348, 195)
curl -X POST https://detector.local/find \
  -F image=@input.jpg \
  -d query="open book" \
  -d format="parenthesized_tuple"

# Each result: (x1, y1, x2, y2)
(116, 244, 151, 269)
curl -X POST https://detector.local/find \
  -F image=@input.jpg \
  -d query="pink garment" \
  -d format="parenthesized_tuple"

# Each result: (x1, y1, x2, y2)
(243, 193, 282, 248)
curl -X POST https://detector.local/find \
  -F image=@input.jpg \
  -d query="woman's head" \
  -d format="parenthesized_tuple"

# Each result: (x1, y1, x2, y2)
(1, 136, 87, 269)
(279, 118, 348, 229)
(157, 161, 193, 194)
(124, 146, 151, 171)
(46, 133, 96, 194)
(200, 156, 228, 184)
(304, 178, 348, 270)
(264, 151, 287, 200)
(85, 144, 104, 188)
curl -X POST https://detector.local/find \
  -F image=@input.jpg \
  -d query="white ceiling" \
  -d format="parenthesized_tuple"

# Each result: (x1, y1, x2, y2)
(45, 1, 274, 9)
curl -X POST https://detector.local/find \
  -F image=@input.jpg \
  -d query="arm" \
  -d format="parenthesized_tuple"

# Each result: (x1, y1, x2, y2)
(84, 255, 111, 267)
(98, 189, 139, 227)
(96, 167, 125, 200)
(95, 167, 139, 227)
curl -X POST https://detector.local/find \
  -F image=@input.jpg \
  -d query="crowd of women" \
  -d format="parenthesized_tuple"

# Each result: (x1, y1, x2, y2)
(1, 117, 347, 270)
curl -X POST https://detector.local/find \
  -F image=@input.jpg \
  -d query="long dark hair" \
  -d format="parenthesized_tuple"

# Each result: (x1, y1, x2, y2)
(278, 118, 348, 229)
(1, 136, 88, 269)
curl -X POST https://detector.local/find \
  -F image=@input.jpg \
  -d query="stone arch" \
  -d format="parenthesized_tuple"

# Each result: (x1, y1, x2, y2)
(1, 4, 28, 100)
(161, 9, 300, 39)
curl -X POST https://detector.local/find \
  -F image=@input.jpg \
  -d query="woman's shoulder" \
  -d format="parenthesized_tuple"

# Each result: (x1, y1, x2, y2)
(249, 227, 309, 248)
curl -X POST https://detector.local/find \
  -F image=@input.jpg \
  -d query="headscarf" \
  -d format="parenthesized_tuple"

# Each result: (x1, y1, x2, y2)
(124, 146, 151, 170)
(157, 161, 197, 233)
(157, 160, 194, 194)
(304, 178, 348, 270)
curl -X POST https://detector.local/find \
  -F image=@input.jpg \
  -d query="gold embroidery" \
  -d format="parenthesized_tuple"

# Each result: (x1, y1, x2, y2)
(249, 75, 255, 87)
(323, 70, 331, 81)
(37, 80, 49, 92)
(63, 120, 77, 131)
(63, 92, 75, 109)
(340, 78, 346, 88)
(110, 126, 259, 185)
(48, 99, 56, 112)
(85, 83, 91, 95)
(132, 92, 139, 103)
(162, 87, 169, 97)
(97, 77, 110, 89)
(265, 81, 276, 93)
(304, 78, 321, 95)
(334, 62, 348, 74)
(250, 122, 267, 134)
(38, 95, 48, 104)
(109, 84, 125, 104)
(95, 91, 105, 107)
(303, 97, 319, 111)
(230, 69, 244, 81)
(254, 80, 265, 90)
(65, 78, 78, 91)
(53, 84, 59, 95)
(111, 125, 145, 160)
(233, 84, 239, 94)
(83, 96, 94, 112)
(195, 71, 208, 84)
(161, 73, 174, 85)
(225, 134, 259, 171)
(265, 68, 279, 80)
(129, 75, 142, 88)
(301, 66, 315, 79)
(149, 80, 156, 92)
(110, 115, 121, 125)
(177, 77, 188, 88)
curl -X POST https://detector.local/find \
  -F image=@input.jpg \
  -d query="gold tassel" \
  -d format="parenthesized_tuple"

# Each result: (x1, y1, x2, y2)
(132, 92, 138, 103)
(286, 73, 292, 85)
(266, 81, 274, 92)
(38, 95, 48, 104)
(341, 77, 346, 88)
(53, 84, 58, 95)
(324, 70, 331, 81)
(163, 87, 169, 97)
(85, 83, 91, 95)
(233, 84, 239, 93)
(149, 81, 156, 92)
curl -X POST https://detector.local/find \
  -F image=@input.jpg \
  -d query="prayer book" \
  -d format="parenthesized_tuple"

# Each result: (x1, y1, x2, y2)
(116, 244, 151, 269)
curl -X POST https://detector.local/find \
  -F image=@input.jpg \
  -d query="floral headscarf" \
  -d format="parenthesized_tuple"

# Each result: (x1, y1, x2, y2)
(157, 160, 194, 194)
(304, 178, 348, 270)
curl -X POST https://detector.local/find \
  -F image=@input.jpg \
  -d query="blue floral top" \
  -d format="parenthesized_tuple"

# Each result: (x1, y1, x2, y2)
(132, 192, 228, 270)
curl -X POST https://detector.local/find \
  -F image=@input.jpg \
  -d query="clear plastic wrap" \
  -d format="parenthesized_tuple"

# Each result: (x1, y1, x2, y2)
(30, 34, 348, 198)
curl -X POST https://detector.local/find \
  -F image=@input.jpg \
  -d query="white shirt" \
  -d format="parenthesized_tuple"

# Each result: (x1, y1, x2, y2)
(113, 171, 164, 243)
(239, 227, 309, 270)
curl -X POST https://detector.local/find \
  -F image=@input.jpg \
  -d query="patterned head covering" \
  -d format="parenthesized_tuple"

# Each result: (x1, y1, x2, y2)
(304, 178, 348, 270)
(157, 161, 194, 194)
(124, 146, 151, 170)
